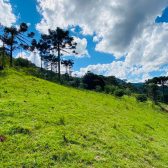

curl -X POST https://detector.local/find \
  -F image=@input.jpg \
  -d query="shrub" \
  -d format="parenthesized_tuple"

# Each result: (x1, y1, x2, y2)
(136, 94, 147, 102)
(80, 83, 88, 89)
(111, 85, 116, 94)
(125, 88, 131, 96)
(114, 89, 124, 97)
(104, 85, 111, 94)
(15, 57, 35, 68)
(95, 85, 102, 92)
(8, 126, 31, 135)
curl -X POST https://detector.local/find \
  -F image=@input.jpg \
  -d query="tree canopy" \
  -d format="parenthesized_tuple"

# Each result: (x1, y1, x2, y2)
(1, 22, 35, 66)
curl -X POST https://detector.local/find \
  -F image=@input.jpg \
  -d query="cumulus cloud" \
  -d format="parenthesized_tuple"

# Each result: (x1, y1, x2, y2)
(138, 73, 153, 83)
(126, 22, 168, 75)
(71, 37, 89, 58)
(36, 0, 168, 79)
(0, 0, 16, 26)
(73, 61, 132, 78)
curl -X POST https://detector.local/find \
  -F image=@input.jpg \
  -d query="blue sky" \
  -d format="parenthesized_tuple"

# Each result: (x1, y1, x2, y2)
(1, 0, 168, 82)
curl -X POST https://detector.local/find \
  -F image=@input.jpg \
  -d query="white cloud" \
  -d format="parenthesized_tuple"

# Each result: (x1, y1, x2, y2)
(0, 0, 16, 27)
(71, 28, 75, 33)
(0, 40, 3, 47)
(73, 61, 131, 78)
(27, 23, 31, 26)
(15, 25, 19, 30)
(126, 22, 168, 75)
(72, 37, 90, 58)
(93, 36, 99, 42)
(138, 73, 153, 83)
(36, 0, 168, 79)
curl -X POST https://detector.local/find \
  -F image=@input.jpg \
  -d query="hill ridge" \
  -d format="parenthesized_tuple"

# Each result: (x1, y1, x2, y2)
(0, 68, 168, 167)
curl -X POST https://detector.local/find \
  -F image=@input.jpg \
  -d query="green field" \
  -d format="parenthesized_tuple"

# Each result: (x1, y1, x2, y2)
(0, 68, 168, 167)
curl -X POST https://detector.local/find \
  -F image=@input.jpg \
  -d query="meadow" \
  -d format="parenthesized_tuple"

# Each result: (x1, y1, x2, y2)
(0, 68, 168, 167)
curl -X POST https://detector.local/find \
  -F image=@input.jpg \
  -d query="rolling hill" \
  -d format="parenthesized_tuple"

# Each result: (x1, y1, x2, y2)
(0, 68, 168, 167)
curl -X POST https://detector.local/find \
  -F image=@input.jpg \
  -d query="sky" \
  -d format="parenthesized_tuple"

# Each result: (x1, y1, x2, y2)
(1, 0, 168, 83)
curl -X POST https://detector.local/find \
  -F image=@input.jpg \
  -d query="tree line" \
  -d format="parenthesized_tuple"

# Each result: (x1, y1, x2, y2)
(0, 23, 77, 79)
(1, 23, 168, 105)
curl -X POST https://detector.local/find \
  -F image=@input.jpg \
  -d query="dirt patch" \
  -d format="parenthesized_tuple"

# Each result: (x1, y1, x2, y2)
(0, 135, 6, 142)
(148, 137, 154, 141)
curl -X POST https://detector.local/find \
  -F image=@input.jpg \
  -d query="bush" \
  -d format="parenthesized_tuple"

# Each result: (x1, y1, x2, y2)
(95, 85, 102, 92)
(114, 89, 124, 97)
(104, 85, 111, 94)
(136, 94, 147, 102)
(125, 88, 131, 96)
(82, 71, 105, 90)
(111, 85, 116, 94)
(80, 83, 88, 89)
(15, 57, 36, 68)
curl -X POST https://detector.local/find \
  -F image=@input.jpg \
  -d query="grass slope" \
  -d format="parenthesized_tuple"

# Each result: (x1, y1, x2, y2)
(0, 68, 168, 168)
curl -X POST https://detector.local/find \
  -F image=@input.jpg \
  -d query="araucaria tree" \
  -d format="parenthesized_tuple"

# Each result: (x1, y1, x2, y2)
(0, 26, 9, 69)
(3, 22, 35, 66)
(61, 59, 74, 75)
(47, 27, 77, 80)
(148, 84, 159, 104)
(146, 76, 168, 103)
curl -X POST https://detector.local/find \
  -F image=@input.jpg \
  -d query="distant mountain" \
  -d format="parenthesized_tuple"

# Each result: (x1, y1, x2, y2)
(131, 83, 144, 86)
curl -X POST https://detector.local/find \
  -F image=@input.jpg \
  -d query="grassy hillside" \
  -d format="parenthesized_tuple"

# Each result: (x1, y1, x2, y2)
(0, 68, 168, 168)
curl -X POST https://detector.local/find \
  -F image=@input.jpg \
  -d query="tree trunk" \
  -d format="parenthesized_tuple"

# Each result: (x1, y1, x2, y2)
(10, 33, 13, 67)
(69, 66, 71, 76)
(2, 42, 5, 68)
(58, 42, 60, 80)
(10, 44, 12, 67)
(163, 83, 165, 103)
(41, 59, 42, 71)
(56, 62, 57, 73)
(66, 66, 68, 74)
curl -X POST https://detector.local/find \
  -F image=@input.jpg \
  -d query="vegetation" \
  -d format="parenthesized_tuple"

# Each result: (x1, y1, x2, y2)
(95, 85, 102, 92)
(82, 71, 105, 90)
(1, 21, 168, 167)
(146, 76, 168, 103)
(136, 94, 148, 102)
(33, 27, 78, 80)
(0, 68, 168, 167)
(147, 84, 160, 105)
(0, 23, 35, 67)
(114, 89, 125, 97)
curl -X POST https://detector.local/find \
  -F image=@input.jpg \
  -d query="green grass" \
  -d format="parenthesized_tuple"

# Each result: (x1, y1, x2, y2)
(0, 68, 168, 167)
